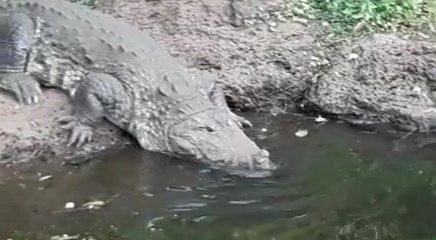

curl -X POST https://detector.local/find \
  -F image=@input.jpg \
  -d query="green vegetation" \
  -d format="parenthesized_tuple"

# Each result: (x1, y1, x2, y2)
(286, 0, 436, 36)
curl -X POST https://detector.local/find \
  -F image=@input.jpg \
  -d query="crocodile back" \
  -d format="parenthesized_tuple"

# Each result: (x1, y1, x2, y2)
(0, 0, 201, 100)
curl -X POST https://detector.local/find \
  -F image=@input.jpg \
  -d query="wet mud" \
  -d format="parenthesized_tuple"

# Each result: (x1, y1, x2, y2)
(0, 90, 131, 168)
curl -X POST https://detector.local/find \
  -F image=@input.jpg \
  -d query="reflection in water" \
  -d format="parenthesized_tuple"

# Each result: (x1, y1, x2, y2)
(1, 113, 436, 239)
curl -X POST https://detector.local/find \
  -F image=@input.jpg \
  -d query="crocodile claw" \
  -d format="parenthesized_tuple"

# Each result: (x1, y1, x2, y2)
(58, 116, 94, 147)
(67, 125, 94, 147)
(1, 73, 42, 105)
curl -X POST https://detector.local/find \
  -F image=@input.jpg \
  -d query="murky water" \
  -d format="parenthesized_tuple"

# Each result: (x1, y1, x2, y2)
(1, 113, 436, 240)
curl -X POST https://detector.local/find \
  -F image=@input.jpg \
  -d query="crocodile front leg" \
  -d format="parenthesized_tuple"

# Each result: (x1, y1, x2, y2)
(0, 72, 42, 104)
(60, 72, 131, 147)
(207, 82, 253, 128)
(0, 12, 42, 104)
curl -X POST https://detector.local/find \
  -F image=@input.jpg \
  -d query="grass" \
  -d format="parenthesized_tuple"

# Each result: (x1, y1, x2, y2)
(285, 0, 436, 37)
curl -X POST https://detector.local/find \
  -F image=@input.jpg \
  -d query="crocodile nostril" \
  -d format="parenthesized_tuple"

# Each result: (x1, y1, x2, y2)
(253, 149, 269, 162)
(252, 149, 278, 170)
(253, 149, 268, 163)
(258, 149, 270, 159)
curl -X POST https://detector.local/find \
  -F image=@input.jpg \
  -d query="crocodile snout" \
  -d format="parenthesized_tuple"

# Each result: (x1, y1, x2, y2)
(252, 149, 278, 170)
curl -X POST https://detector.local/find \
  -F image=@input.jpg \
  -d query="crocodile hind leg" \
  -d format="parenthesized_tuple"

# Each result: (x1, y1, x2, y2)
(207, 82, 253, 128)
(0, 12, 42, 104)
(60, 72, 130, 147)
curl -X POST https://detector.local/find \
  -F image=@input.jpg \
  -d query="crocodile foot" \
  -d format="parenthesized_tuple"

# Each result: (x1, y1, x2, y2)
(0, 73, 42, 105)
(231, 113, 253, 128)
(58, 116, 94, 147)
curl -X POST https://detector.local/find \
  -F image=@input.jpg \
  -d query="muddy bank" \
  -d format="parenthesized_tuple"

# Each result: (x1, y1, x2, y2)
(0, 90, 132, 167)
(96, 0, 328, 111)
(2, 0, 436, 167)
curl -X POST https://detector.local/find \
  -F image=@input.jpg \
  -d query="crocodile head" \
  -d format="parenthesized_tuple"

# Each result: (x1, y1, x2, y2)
(167, 109, 278, 174)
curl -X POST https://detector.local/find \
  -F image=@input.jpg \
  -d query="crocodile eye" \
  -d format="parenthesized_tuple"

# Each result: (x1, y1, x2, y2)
(200, 126, 216, 133)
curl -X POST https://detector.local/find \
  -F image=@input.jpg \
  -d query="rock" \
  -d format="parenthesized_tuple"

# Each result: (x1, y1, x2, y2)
(303, 34, 436, 132)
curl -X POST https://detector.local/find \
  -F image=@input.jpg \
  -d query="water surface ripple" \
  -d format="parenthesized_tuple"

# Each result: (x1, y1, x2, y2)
(1, 113, 436, 239)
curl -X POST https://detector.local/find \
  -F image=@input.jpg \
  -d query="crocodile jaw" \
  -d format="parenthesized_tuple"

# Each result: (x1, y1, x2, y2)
(167, 109, 278, 172)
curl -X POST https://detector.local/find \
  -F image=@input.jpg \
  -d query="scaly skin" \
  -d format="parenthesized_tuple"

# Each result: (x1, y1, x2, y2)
(0, 0, 278, 173)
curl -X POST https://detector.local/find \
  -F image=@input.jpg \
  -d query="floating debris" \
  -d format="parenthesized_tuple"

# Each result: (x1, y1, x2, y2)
(314, 115, 328, 123)
(201, 194, 217, 200)
(38, 175, 53, 181)
(193, 216, 208, 223)
(198, 168, 212, 173)
(146, 216, 165, 229)
(50, 234, 79, 240)
(143, 192, 154, 197)
(165, 186, 192, 192)
(64, 202, 75, 209)
(83, 200, 105, 209)
(228, 199, 260, 205)
(295, 129, 308, 137)
(54, 194, 120, 214)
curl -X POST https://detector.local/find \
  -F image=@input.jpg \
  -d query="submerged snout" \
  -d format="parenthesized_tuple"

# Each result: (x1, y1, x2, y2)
(167, 109, 279, 174)
(250, 149, 278, 170)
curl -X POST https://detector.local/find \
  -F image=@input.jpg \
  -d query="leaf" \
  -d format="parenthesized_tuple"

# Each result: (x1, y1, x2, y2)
(64, 202, 76, 209)
(83, 200, 106, 209)
(50, 234, 79, 240)
(315, 115, 328, 123)
(295, 129, 309, 138)
(38, 175, 52, 181)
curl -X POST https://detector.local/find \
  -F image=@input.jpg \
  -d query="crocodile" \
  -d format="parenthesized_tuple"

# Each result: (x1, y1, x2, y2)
(0, 0, 278, 173)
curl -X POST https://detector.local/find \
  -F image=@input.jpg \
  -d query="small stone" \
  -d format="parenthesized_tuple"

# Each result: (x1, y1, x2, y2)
(293, 17, 308, 25)
(29, 120, 39, 127)
(348, 53, 359, 60)
(412, 86, 422, 94)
